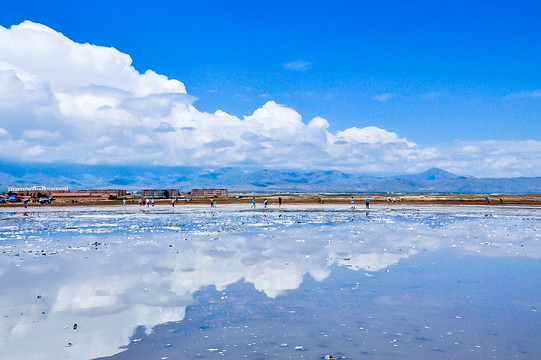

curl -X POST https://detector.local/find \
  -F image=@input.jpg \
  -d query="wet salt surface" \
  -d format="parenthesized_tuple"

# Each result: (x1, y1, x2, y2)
(0, 205, 540, 359)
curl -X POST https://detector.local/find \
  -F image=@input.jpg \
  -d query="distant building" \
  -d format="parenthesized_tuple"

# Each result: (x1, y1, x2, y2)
(51, 192, 109, 200)
(191, 189, 228, 197)
(8, 186, 70, 197)
(141, 189, 179, 199)
(77, 189, 127, 197)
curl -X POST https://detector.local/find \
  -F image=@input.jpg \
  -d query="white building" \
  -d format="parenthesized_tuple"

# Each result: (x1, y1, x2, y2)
(8, 185, 70, 196)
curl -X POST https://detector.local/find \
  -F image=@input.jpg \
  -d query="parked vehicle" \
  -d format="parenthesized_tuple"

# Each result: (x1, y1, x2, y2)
(6, 195, 22, 202)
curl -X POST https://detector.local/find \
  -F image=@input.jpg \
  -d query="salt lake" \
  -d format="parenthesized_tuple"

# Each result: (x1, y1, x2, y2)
(0, 204, 540, 359)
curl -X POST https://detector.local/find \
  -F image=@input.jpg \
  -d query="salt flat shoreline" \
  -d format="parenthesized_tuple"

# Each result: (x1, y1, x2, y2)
(1, 193, 540, 208)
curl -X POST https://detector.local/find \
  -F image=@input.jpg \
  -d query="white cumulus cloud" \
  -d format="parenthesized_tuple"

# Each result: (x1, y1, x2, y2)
(0, 21, 539, 177)
(435, 140, 541, 177)
(0, 21, 186, 96)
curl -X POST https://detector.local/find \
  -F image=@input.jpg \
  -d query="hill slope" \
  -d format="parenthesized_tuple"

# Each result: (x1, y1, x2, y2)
(0, 163, 539, 194)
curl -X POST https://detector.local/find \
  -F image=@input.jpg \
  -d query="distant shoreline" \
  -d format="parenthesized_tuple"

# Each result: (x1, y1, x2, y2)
(2, 193, 540, 207)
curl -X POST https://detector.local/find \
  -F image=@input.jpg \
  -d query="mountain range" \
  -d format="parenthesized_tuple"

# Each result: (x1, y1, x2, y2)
(0, 162, 539, 194)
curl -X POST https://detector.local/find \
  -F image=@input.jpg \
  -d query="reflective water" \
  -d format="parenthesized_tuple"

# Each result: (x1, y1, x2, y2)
(0, 205, 540, 359)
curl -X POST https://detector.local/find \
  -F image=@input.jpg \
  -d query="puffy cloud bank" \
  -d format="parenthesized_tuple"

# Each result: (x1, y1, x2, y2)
(0, 21, 539, 176)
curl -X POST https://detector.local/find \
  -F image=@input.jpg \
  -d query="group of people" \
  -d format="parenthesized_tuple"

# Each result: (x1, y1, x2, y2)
(138, 198, 155, 207)
(137, 198, 179, 207)
(251, 196, 283, 208)
(135, 196, 378, 209)
(350, 196, 371, 209)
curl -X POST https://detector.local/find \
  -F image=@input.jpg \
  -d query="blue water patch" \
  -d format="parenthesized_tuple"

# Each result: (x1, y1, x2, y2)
(102, 253, 541, 359)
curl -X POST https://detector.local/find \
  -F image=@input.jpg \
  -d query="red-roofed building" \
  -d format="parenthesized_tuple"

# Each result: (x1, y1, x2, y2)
(141, 189, 180, 199)
(77, 189, 127, 197)
(191, 189, 228, 197)
(51, 193, 109, 200)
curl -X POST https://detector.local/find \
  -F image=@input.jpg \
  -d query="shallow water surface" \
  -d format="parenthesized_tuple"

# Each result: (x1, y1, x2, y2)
(0, 205, 540, 359)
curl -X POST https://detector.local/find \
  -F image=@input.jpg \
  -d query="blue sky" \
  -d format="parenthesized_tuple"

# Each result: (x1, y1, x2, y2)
(0, 1, 539, 176)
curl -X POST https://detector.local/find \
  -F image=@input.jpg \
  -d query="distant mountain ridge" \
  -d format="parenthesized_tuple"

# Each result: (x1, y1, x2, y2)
(0, 163, 539, 194)
(391, 168, 472, 181)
